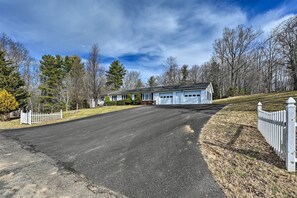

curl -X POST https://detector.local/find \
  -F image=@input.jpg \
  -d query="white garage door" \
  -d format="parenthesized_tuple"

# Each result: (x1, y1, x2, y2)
(159, 93, 173, 105)
(183, 91, 200, 104)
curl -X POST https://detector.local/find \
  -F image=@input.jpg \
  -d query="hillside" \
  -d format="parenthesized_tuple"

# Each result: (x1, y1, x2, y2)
(214, 91, 297, 111)
(200, 91, 297, 198)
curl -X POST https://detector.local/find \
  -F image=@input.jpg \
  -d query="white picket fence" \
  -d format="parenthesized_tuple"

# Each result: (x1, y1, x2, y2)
(20, 110, 63, 125)
(257, 97, 297, 172)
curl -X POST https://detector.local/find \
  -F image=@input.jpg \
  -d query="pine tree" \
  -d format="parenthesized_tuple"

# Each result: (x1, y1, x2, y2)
(39, 55, 66, 112)
(69, 56, 85, 110)
(147, 76, 158, 87)
(0, 51, 29, 108)
(181, 64, 188, 85)
(106, 60, 126, 90)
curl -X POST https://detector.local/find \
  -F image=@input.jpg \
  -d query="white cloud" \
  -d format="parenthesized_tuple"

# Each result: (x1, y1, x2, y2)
(1, 0, 295, 81)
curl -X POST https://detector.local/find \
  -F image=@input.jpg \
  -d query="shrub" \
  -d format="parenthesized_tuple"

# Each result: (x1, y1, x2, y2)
(82, 99, 90, 108)
(0, 89, 19, 121)
(116, 100, 126, 105)
(125, 93, 132, 105)
(104, 95, 111, 102)
(105, 101, 117, 106)
(227, 87, 237, 97)
(135, 93, 142, 105)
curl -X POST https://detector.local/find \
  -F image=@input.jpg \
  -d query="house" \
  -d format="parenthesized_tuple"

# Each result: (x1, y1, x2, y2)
(107, 82, 214, 105)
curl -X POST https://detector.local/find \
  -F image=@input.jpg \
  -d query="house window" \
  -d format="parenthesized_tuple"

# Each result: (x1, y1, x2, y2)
(122, 95, 127, 100)
(112, 96, 117, 101)
(142, 93, 152, 101)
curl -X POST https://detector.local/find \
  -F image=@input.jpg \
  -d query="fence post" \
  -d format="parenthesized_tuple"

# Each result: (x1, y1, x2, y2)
(285, 97, 296, 172)
(257, 102, 262, 130)
(28, 110, 32, 125)
(20, 110, 22, 124)
(60, 109, 63, 119)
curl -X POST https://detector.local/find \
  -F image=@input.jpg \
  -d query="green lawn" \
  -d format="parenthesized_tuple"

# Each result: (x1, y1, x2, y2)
(0, 106, 139, 130)
(200, 91, 297, 198)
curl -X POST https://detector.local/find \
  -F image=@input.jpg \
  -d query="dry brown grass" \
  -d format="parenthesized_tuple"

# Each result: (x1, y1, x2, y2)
(200, 92, 297, 198)
(0, 106, 138, 130)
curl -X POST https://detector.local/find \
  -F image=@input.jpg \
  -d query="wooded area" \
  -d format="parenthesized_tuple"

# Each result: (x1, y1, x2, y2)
(0, 15, 296, 117)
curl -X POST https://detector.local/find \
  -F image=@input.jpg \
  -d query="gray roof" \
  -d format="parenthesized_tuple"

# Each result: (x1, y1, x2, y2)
(108, 82, 212, 96)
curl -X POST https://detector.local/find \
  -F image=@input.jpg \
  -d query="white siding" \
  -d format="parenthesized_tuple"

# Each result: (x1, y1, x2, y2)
(153, 93, 159, 105)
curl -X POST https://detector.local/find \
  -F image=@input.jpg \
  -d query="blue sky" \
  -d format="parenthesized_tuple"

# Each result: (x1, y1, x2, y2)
(0, 0, 296, 81)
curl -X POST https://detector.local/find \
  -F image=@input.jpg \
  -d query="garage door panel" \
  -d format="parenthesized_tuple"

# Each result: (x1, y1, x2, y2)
(184, 91, 200, 104)
(159, 93, 173, 105)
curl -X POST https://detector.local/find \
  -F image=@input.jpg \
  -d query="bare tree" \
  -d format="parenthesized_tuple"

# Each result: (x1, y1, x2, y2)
(163, 56, 180, 85)
(213, 25, 262, 94)
(122, 71, 142, 90)
(189, 65, 202, 84)
(274, 16, 297, 89)
(86, 44, 105, 107)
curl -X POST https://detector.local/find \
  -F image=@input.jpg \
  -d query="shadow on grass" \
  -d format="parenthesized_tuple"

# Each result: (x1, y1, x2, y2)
(203, 140, 285, 169)
(203, 122, 286, 169)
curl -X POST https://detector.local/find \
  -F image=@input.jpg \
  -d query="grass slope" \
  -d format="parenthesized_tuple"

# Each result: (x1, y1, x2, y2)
(0, 106, 138, 130)
(200, 91, 297, 198)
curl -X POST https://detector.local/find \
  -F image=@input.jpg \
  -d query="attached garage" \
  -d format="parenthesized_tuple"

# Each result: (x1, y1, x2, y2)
(183, 91, 200, 104)
(159, 93, 173, 105)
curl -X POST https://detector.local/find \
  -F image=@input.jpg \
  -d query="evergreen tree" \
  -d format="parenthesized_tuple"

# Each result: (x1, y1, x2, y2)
(106, 60, 126, 90)
(135, 93, 142, 105)
(125, 93, 132, 105)
(147, 76, 158, 87)
(0, 51, 29, 108)
(181, 64, 188, 85)
(135, 79, 143, 88)
(69, 56, 85, 110)
(39, 55, 66, 112)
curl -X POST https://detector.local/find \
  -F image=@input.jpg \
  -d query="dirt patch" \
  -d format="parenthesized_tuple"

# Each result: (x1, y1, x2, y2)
(0, 135, 126, 198)
(199, 106, 297, 198)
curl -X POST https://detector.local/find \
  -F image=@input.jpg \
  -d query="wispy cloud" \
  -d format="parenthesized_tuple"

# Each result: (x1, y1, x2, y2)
(0, 0, 296, 80)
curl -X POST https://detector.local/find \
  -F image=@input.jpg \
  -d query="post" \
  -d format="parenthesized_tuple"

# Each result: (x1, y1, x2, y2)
(28, 110, 32, 125)
(285, 97, 296, 172)
(60, 109, 63, 119)
(257, 102, 262, 130)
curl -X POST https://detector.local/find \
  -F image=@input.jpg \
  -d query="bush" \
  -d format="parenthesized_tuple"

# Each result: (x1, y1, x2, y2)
(125, 93, 132, 105)
(105, 101, 117, 106)
(0, 89, 19, 121)
(116, 100, 126, 105)
(135, 93, 142, 105)
(82, 99, 90, 108)
(104, 95, 111, 102)
(227, 87, 237, 97)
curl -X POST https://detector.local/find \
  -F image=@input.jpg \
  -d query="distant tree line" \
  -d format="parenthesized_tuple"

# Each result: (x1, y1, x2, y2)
(149, 15, 297, 99)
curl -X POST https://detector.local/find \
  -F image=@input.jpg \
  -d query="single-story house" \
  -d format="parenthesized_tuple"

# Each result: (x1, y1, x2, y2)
(107, 82, 214, 105)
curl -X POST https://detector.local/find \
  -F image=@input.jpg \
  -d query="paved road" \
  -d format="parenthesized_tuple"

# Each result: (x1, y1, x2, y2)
(2, 105, 224, 198)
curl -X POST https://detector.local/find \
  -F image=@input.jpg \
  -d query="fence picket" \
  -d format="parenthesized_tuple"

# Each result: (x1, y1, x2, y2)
(257, 99, 296, 172)
(20, 110, 62, 125)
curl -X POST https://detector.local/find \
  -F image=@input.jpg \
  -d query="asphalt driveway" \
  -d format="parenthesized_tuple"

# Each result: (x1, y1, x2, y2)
(2, 105, 224, 198)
